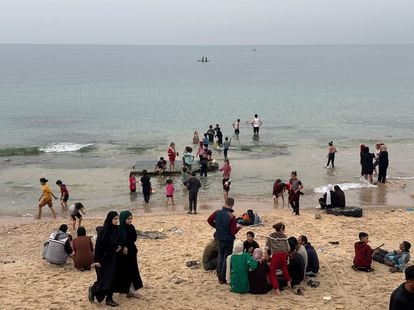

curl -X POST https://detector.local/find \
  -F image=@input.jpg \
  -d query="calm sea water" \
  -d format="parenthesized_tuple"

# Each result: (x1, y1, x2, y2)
(1, 44, 414, 216)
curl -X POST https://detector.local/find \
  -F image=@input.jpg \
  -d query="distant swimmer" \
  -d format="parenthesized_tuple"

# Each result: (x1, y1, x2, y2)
(326, 141, 337, 168)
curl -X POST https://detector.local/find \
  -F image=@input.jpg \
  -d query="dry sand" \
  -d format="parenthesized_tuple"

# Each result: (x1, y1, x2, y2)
(0, 201, 413, 310)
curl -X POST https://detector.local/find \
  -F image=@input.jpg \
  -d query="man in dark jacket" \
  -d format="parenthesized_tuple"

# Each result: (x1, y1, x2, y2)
(207, 198, 240, 284)
(299, 235, 319, 276)
(187, 172, 201, 214)
(389, 265, 414, 310)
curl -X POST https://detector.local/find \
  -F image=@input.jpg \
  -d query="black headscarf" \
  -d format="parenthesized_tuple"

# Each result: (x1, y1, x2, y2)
(100, 211, 118, 242)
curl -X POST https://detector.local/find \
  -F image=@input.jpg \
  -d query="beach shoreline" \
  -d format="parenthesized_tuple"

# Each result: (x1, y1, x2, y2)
(0, 200, 413, 309)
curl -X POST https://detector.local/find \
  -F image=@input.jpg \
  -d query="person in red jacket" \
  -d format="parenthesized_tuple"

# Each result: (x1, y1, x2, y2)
(353, 232, 377, 272)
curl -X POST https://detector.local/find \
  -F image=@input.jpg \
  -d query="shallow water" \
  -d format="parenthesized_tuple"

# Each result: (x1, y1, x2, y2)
(1, 44, 413, 216)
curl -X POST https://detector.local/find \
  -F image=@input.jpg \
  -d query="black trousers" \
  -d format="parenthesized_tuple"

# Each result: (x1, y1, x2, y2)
(189, 192, 198, 212)
(327, 153, 335, 168)
(378, 166, 387, 183)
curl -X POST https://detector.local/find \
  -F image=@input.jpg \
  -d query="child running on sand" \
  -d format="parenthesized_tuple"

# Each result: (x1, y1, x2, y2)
(69, 202, 85, 230)
(165, 179, 175, 207)
(37, 177, 57, 219)
(56, 180, 69, 210)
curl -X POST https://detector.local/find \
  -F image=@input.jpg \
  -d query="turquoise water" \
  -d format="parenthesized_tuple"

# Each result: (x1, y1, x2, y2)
(1, 44, 414, 215)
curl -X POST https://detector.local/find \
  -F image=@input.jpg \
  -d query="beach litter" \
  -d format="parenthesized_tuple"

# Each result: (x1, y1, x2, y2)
(323, 296, 332, 301)
(406, 207, 414, 212)
(186, 260, 200, 268)
(169, 227, 183, 235)
(171, 277, 186, 284)
(136, 230, 167, 239)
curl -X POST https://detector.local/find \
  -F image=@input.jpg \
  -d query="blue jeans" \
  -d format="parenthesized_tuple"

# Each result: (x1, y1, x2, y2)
(217, 240, 233, 281)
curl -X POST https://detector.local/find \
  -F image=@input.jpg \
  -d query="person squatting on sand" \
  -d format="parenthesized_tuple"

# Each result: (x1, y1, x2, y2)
(207, 198, 241, 284)
(248, 248, 272, 294)
(43, 224, 73, 265)
(114, 211, 143, 298)
(72, 226, 94, 271)
(89, 211, 122, 307)
(203, 234, 219, 271)
(37, 177, 57, 219)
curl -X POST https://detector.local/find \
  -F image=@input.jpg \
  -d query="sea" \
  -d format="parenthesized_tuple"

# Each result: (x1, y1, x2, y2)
(1, 44, 414, 217)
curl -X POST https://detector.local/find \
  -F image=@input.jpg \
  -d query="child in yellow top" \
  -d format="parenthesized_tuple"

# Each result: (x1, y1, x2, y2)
(37, 178, 57, 219)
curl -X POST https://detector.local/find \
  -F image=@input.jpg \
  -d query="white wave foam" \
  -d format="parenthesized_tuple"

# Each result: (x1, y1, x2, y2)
(313, 182, 377, 193)
(387, 176, 414, 180)
(39, 143, 94, 153)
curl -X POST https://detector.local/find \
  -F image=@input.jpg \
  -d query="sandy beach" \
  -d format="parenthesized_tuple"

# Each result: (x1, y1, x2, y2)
(0, 200, 413, 310)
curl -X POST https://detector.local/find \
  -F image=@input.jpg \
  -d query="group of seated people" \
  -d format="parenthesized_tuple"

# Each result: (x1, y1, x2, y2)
(202, 224, 320, 295)
(353, 231, 411, 273)
(42, 224, 94, 271)
(318, 184, 346, 209)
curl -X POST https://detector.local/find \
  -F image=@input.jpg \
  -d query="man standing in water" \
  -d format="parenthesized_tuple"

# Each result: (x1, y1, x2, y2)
(207, 198, 241, 284)
(249, 114, 262, 135)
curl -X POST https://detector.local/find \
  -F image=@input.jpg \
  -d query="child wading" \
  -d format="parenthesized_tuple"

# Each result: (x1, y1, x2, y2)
(37, 177, 57, 219)
(165, 179, 175, 207)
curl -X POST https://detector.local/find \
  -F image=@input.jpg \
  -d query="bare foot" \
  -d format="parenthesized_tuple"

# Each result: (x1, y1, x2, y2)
(275, 289, 281, 295)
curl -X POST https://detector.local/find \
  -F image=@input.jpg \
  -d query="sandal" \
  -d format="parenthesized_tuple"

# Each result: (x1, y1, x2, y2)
(293, 288, 304, 295)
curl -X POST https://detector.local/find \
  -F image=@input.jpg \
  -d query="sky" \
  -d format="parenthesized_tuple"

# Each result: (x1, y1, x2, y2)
(0, 0, 413, 45)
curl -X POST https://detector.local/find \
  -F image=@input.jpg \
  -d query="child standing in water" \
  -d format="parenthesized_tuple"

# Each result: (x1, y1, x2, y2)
(56, 180, 69, 210)
(129, 173, 137, 194)
(167, 142, 177, 173)
(220, 159, 232, 202)
(223, 137, 231, 159)
(37, 178, 57, 219)
(165, 179, 175, 207)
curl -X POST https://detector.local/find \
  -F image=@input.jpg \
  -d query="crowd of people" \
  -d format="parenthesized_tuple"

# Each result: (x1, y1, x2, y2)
(206, 198, 320, 296)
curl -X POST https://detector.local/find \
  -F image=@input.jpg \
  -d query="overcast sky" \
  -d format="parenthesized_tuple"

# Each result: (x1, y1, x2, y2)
(0, 0, 413, 45)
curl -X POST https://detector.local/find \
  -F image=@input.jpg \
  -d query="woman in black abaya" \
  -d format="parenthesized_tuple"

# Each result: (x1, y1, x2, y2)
(89, 211, 122, 307)
(115, 210, 143, 298)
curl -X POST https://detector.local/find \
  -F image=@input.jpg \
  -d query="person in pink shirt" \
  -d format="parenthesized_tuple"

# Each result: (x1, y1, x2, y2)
(196, 141, 206, 160)
(129, 173, 137, 194)
(165, 179, 175, 207)
(167, 142, 177, 173)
